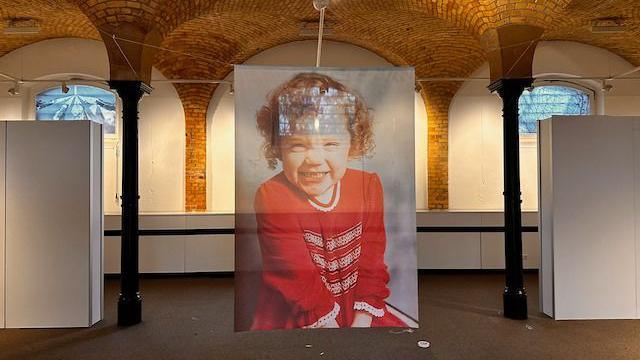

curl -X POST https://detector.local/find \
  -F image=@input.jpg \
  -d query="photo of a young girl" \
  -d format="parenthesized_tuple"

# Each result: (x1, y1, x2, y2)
(234, 67, 418, 331)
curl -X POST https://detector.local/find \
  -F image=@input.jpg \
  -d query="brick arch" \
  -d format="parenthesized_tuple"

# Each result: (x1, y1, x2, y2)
(74, 0, 161, 33)
(329, 10, 486, 78)
(0, 0, 98, 57)
(543, 0, 640, 66)
(154, 7, 487, 210)
(154, 0, 495, 43)
(477, 0, 573, 31)
(156, 9, 487, 81)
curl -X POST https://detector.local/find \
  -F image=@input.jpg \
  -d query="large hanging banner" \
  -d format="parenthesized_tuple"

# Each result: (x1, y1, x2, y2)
(235, 66, 418, 331)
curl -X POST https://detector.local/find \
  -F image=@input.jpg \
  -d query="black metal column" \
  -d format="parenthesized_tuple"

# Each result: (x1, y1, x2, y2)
(109, 80, 151, 326)
(488, 78, 532, 320)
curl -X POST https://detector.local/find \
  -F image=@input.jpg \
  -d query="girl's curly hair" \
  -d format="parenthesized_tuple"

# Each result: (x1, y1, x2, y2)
(256, 72, 375, 169)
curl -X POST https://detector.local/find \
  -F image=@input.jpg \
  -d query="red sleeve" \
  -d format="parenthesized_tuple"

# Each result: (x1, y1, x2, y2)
(254, 185, 336, 327)
(354, 173, 390, 312)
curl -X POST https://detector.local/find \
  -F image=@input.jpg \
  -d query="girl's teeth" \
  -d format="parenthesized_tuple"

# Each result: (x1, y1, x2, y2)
(301, 172, 327, 178)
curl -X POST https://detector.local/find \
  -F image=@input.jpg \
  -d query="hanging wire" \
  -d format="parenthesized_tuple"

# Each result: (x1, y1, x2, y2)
(2, 10, 638, 85)
(111, 33, 140, 80)
(504, 40, 537, 78)
(97, 28, 232, 68)
(314, 2, 326, 67)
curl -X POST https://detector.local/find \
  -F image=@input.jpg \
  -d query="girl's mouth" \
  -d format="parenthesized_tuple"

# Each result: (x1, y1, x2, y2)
(299, 171, 329, 180)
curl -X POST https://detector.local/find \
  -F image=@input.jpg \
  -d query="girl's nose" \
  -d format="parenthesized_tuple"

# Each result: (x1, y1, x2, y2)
(304, 148, 324, 164)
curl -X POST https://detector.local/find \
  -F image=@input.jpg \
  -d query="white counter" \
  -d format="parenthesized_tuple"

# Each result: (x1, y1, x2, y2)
(104, 211, 539, 274)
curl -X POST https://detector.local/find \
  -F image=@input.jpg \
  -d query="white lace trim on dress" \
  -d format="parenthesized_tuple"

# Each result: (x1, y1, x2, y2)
(353, 301, 385, 318)
(307, 302, 341, 328)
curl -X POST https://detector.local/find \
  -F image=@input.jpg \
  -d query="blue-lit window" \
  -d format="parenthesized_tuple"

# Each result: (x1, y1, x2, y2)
(35, 85, 117, 134)
(518, 85, 590, 134)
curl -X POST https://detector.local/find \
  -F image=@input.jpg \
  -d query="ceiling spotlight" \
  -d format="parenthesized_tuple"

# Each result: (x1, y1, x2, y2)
(4, 17, 41, 35)
(61, 81, 69, 94)
(228, 83, 234, 95)
(591, 17, 627, 34)
(7, 82, 20, 96)
(601, 80, 613, 93)
(313, 0, 330, 10)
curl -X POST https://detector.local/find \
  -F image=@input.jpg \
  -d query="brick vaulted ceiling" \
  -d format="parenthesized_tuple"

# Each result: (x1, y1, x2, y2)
(2, 0, 640, 211)
(0, 0, 639, 81)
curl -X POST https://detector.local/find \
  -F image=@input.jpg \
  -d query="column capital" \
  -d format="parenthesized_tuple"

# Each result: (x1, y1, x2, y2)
(488, 78, 533, 101)
(108, 80, 153, 100)
(481, 24, 543, 83)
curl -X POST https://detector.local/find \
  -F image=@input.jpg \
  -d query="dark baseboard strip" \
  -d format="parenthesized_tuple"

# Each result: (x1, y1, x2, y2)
(418, 269, 539, 275)
(417, 226, 538, 233)
(104, 226, 539, 237)
(104, 228, 235, 237)
(103, 269, 538, 279)
(105, 272, 235, 280)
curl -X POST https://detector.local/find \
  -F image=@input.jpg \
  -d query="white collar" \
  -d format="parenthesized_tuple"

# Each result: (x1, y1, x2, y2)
(308, 181, 341, 212)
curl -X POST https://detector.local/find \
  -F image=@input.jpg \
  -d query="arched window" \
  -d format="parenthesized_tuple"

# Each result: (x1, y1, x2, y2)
(35, 85, 117, 134)
(518, 85, 590, 134)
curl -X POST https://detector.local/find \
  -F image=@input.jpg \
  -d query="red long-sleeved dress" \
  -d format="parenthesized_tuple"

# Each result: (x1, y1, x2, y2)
(251, 168, 406, 329)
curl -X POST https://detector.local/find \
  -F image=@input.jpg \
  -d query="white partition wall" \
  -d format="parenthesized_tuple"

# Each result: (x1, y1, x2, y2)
(539, 116, 640, 319)
(1, 121, 102, 328)
(0, 123, 5, 328)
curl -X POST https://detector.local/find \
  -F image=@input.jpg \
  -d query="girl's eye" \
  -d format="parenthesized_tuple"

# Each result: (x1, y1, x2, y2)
(290, 144, 306, 152)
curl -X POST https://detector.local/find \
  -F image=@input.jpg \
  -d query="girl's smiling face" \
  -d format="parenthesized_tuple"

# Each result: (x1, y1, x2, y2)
(280, 127, 351, 198)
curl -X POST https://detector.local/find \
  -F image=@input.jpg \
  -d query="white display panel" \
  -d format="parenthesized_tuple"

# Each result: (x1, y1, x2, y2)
(0, 123, 5, 328)
(2, 121, 102, 328)
(539, 116, 640, 319)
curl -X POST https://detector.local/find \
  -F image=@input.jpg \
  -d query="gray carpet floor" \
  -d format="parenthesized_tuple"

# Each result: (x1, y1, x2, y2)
(1, 272, 639, 360)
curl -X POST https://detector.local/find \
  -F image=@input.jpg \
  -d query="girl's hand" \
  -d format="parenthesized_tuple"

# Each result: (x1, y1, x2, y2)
(322, 318, 340, 328)
(351, 311, 373, 327)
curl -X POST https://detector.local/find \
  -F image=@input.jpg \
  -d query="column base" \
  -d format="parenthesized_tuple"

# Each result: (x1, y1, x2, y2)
(503, 288, 527, 320)
(118, 293, 142, 326)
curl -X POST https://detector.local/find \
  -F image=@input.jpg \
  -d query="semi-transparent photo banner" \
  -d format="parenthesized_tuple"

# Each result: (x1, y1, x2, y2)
(235, 66, 418, 331)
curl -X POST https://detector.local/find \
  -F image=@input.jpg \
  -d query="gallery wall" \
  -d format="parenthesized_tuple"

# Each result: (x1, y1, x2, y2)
(206, 40, 430, 212)
(449, 41, 640, 211)
(0, 38, 185, 214)
(1, 39, 638, 214)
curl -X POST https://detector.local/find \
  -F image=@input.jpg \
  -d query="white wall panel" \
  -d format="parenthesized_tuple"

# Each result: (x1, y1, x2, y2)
(0, 123, 5, 328)
(480, 233, 504, 269)
(540, 116, 639, 319)
(5, 121, 101, 327)
(104, 236, 120, 274)
(90, 123, 103, 324)
(104, 212, 541, 273)
(418, 233, 481, 269)
(139, 237, 185, 273)
(185, 214, 234, 229)
(417, 211, 482, 226)
(185, 235, 234, 272)
(481, 233, 540, 270)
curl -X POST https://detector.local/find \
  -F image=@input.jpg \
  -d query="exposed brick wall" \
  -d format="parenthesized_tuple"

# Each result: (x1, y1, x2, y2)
(420, 82, 460, 210)
(0, 2, 98, 57)
(174, 83, 216, 212)
(5, 0, 640, 213)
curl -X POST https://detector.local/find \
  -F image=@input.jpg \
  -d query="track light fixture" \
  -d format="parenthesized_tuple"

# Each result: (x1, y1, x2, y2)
(228, 83, 234, 95)
(313, 0, 330, 10)
(601, 79, 613, 93)
(7, 82, 20, 96)
(61, 81, 69, 94)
